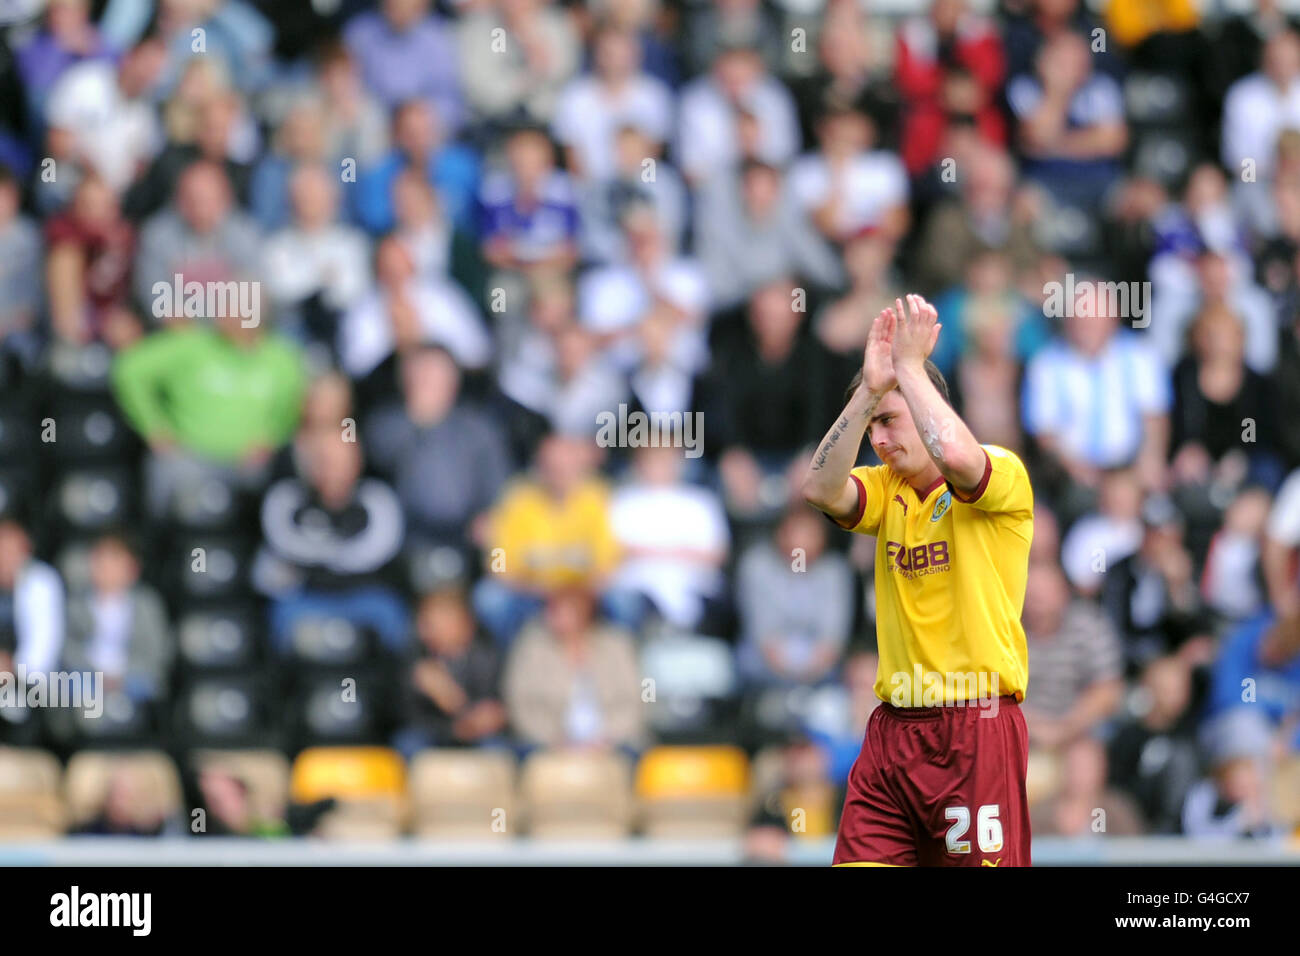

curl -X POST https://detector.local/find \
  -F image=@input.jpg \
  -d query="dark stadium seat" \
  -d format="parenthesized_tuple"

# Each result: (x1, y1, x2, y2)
(174, 676, 277, 749)
(47, 400, 134, 464)
(290, 671, 386, 747)
(176, 604, 262, 673)
(51, 466, 135, 533)
(1130, 127, 1203, 189)
(47, 341, 115, 394)
(168, 472, 248, 533)
(287, 615, 376, 670)
(171, 534, 253, 603)
(1123, 72, 1196, 127)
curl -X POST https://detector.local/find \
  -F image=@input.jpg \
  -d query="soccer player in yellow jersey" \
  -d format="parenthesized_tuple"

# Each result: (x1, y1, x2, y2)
(802, 294, 1034, 867)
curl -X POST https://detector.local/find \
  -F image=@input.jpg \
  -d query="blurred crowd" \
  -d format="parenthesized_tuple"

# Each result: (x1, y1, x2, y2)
(0, 0, 1298, 848)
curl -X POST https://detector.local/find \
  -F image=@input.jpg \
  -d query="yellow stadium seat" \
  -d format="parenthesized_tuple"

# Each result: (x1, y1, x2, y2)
(1026, 748, 1063, 807)
(520, 750, 632, 839)
(0, 748, 66, 839)
(410, 749, 515, 839)
(64, 750, 182, 830)
(289, 747, 406, 839)
(192, 749, 291, 828)
(636, 746, 750, 838)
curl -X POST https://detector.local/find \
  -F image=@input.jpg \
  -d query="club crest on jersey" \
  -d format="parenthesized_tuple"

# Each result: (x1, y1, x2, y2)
(931, 490, 952, 522)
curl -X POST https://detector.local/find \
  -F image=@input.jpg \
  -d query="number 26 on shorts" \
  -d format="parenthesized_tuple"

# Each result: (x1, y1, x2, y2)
(944, 805, 1003, 854)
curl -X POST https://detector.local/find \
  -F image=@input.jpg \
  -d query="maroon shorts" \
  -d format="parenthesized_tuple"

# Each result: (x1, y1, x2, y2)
(833, 695, 1031, 867)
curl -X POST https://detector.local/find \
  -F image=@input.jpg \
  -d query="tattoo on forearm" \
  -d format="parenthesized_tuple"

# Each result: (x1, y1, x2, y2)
(811, 415, 851, 471)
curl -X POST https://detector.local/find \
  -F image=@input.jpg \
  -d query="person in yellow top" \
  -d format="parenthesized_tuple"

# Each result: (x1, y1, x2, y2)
(802, 294, 1034, 867)
(472, 433, 621, 644)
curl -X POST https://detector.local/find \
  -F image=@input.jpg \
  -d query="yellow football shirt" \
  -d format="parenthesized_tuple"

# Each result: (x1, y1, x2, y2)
(833, 445, 1034, 705)
(489, 478, 621, 589)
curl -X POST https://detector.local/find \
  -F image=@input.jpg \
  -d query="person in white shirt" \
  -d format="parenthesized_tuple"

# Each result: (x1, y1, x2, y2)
(0, 518, 65, 679)
(578, 203, 710, 375)
(1221, 29, 1300, 183)
(552, 23, 674, 183)
(1263, 467, 1300, 617)
(607, 445, 730, 633)
(676, 40, 799, 186)
(338, 236, 491, 378)
(786, 96, 909, 244)
(264, 164, 372, 337)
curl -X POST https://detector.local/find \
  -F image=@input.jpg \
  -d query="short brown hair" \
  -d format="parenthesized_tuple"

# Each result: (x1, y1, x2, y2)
(843, 359, 950, 407)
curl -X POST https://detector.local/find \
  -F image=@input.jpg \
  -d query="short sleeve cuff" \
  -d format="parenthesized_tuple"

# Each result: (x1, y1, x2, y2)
(949, 448, 992, 504)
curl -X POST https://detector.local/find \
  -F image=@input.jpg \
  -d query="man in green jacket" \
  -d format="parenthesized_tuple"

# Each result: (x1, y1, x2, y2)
(112, 312, 307, 517)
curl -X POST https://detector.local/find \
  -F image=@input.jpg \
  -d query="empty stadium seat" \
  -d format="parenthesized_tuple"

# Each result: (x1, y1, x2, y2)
(410, 749, 515, 839)
(289, 616, 374, 669)
(0, 748, 66, 840)
(174, 676, 275, 749)
(191, 749, 291, 828)
(640, 634, 740, 743)
(1026, 748, 1063, 807)
(290, 747, 407, 839)
(1123, 72, 1195, 126)
(172, 535, 252, 603)
(1272, 754, 1300, 829)
(0, 406, 34, 458)
(168, 473, 247, 533)
(47, 401, 133, 464)
(519, 750, 633, 839)
(53, 466, 135, 533)
(1131, 127, 1201, 188)
(636, 746, 750, 838)
(48, 341, 114, 393)
(291, 672, 385, 746)
(64, 750, 182, 831)
(177, 605, 261, 672)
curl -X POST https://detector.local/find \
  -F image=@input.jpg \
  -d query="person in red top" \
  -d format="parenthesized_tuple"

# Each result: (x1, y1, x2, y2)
(44, 172, 139, 347)
(894, 0, 1007, 175)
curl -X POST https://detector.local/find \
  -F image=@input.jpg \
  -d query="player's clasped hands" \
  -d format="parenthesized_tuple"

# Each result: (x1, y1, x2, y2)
(863, 294, 943, 395)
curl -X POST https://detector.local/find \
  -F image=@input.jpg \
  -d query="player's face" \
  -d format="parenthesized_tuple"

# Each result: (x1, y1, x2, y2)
(868, 389, 927, 477)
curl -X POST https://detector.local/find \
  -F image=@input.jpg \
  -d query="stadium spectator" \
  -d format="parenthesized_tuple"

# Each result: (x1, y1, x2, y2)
(1264, 468, 1300, 617)
(813, 232, 901, 389)
(253, 428, 409, 653)
(365, 345, 511, 557)
(343, 0, 464, 129)
(247, 95, 333, 232)
(1106, 655, 1201, 834)
(1007, 29, 1128, 207)
(787, 95, 908, 245)
(457, 0, 580, 126)
(44, 173, 139, 347)
(675, 39, 799, 186)
(111, 309, 307, 517)
(704, 278, 834, 517)
(263, 163, 371, 353)
(894, 0, 1006, 176)
(1060, 467, 1144, 596)
(130, 159, 262, 313)
(394, 586, 506, 757)
(473, 432, 620, 645)
(1021, 559, 1125, 751)
(337, 235, 491, 385)
(578, 201, 709, 375)
(682, 0, 783, 80)
(736, 503, 853, 687)
(354, 98, 479, 236)
(14, 0, 114, 119)
(1021, 293, 1171, 510)
(61, 531, 170, 701)
(1182, 705, 1288, 840)
(697, 157, 841, 312)
(0, 165, 44, 363)
(606, 444, 730, 635)
(315, 40, 390, 170)
(576, 124, 686, 267)
(1098, 493, 1213, 678)
(479, 125, 579, 275)
(503, 583, 644, 752)
(552, 23, 673, 185)
(913, 144, 1040, 299)
(1221, 28, 1300, 184)
(0, 517, 65, 745)
(1204, 611, 1300, 755)
(1200, 487, 1271, 625)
